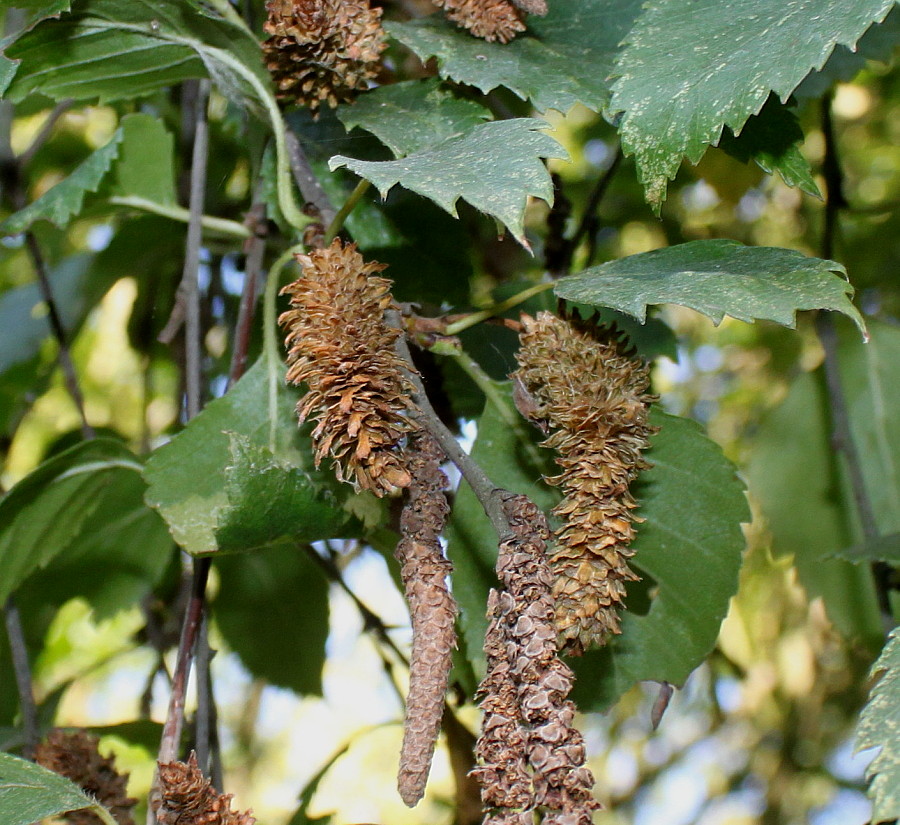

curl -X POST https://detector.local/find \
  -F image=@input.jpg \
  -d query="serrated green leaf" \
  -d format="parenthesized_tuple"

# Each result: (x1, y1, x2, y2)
(386, 0, 644, 114)
(0, 751, 116, 825)
(4, 0, 268, 107)
(609, 0, 896, 207)
(835, 533, 900, 565)
(857, 628, 900, 822)
(447, 389, 749, 709)
(571, 410, 749, 709)
(717, 97, 821, 198)
(0, 127, 124, 235)
(0, 439, 150, 605)
(106, 112, 177, 205)
(330, 118, 567, 247)
(213, 542, 329, 694)
(554, 240, 865, 333)
(338, 79, 491, 158)
(0, 0, 72, 96)
(143, 358, 349, 557)
(747, 362, 884, 648)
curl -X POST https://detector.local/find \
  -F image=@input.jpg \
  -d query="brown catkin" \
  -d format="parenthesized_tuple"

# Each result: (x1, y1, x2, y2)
(156, 753, 255, 825)
(472, 494, 600, 825)
(280, 239, 418, 497)
(262, 0, 386, 113)
(35, 729, 137, 825)
(513, 311, 656, 655)
(432, 0, 528, 43)
(395, 432, 457, 806)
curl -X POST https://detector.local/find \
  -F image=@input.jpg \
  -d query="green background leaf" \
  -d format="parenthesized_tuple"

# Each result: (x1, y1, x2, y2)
(554, 240, 865, 332)
(330, 118, 567, 247)
(857, 627, 900, 822)
(143, 358, 349, 557)
(609, 0, 896, 205)
(0, 751, 114, 825)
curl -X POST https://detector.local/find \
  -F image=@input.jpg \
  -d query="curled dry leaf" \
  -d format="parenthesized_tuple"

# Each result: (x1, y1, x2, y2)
(514, 311, 656, 654)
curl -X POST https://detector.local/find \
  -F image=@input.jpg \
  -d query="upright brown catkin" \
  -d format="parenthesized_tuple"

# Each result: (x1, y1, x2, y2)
(431, 0, 528, 43)
(513, 312, 656, 654)
(395, 432, 457, 806)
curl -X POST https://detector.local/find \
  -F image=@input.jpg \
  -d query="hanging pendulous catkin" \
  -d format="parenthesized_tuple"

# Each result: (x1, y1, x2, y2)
(262, 0, 386, 113)
(395, 432, 457, 806)
(36, 729, 137, 825)
(473, 494, 600, 825)
(156, 753, 255, 825)
(513, 311, 656, 654)
(279, 238, 418, 497)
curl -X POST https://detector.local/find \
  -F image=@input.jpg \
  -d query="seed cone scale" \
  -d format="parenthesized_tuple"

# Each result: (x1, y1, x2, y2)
(513, 311, 656, 654)
(35, 729, 137, 825)
(395, 432, 457, 806)
(156, 752, 255, 825)
(280, 238, 418, 497)
(432, 0, 528, 43)
(262, 0, 386, 112)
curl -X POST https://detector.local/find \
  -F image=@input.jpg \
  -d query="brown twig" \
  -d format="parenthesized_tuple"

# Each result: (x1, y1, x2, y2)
(3, 595, 39, 759)
(285, 129, 337, 227)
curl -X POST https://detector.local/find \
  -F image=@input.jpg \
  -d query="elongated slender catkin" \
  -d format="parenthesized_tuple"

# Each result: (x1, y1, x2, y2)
(396, 432, 457, 806)
(473, 494, 600, 825)
(279, 239, 418, 497)
(514, 311, 656, 654)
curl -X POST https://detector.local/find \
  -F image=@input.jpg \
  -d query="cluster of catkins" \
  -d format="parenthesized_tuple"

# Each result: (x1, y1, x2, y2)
(280, 242, 654, 817)
(262, 0, 549, 114)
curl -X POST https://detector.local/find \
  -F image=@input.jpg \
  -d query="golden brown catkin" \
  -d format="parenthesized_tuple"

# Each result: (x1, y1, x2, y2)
(431, 0, 528, 43)
(395, 432, 457, 806)
(35, 729, 137, 825)
(279, 238, 418, 497)
(262, 0, 386, 113)
(513, 311, 656, 654)
(156, 753, 255, 825)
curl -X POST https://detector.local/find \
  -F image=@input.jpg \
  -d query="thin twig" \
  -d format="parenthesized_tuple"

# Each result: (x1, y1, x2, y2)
(3, 596, 39, 759)
(285, 129, 337, 227)
(194, 614, 214, 774)
(443, 282, 554, 336)
(323, 179, 371, 245)
(18, 100, 73, 167)
(25, 231, 95, 439)
(107, 196, 251, 239)
(389, 310, 511, 539)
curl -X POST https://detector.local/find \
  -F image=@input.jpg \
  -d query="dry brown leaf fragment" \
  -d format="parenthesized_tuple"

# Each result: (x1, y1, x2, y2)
(262, 0, 386, 113)
(473, 494, 600, 825)
(395, 432, 457, 806)
(35, 729, 137, 825)
(156, 753, 255, 825)
(280, 238, 418, 497)
(513, 311, 656, 654)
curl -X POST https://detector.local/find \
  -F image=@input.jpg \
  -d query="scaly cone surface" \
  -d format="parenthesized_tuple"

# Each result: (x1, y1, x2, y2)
(513, 311, 656, 654)
(431, 0, 529, 43)
(396, 431, 457, 806)
(473, 493, 600, 825)
(262, 0, 386, 113)
(155, 752, 255, 825)
(280, 238, 418, 497)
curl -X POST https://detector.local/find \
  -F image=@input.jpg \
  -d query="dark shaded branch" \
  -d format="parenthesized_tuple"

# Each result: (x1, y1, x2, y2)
(3, 596, 39, 759)
(285, 129, 337, 227)
(18, 100, 73, 167)
(389, 310, 511, 540)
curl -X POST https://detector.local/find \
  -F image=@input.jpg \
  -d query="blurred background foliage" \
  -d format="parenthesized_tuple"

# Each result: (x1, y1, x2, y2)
(0, 3, 898, 824)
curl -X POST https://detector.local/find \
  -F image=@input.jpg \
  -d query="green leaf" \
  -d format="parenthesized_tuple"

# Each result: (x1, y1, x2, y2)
(4, 0, 268, 107)
(338, 79, 491, 158)
(857, 627, 900, 823)
(386, 0, 644, 114)
(0, 751, 116, 825)
(0, 127, 124, 235)
(554, 240, 865, 333)
(106, 113, 177, 205)
(0, 0, 72, 95)
(834, 533, 900, 565)
(608, 0, 896, 207)
(287, 742, 351, 825)
(447, 390, 749, 710)
(329, 118, 567, 247)
(0, 439, 149, 605)
(717, 97, 821, 199)
(213, 542, 329, 695)
(143, 358, 349, 557)
(747, 366, 884, 648)
(571, 410, 749, 709)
